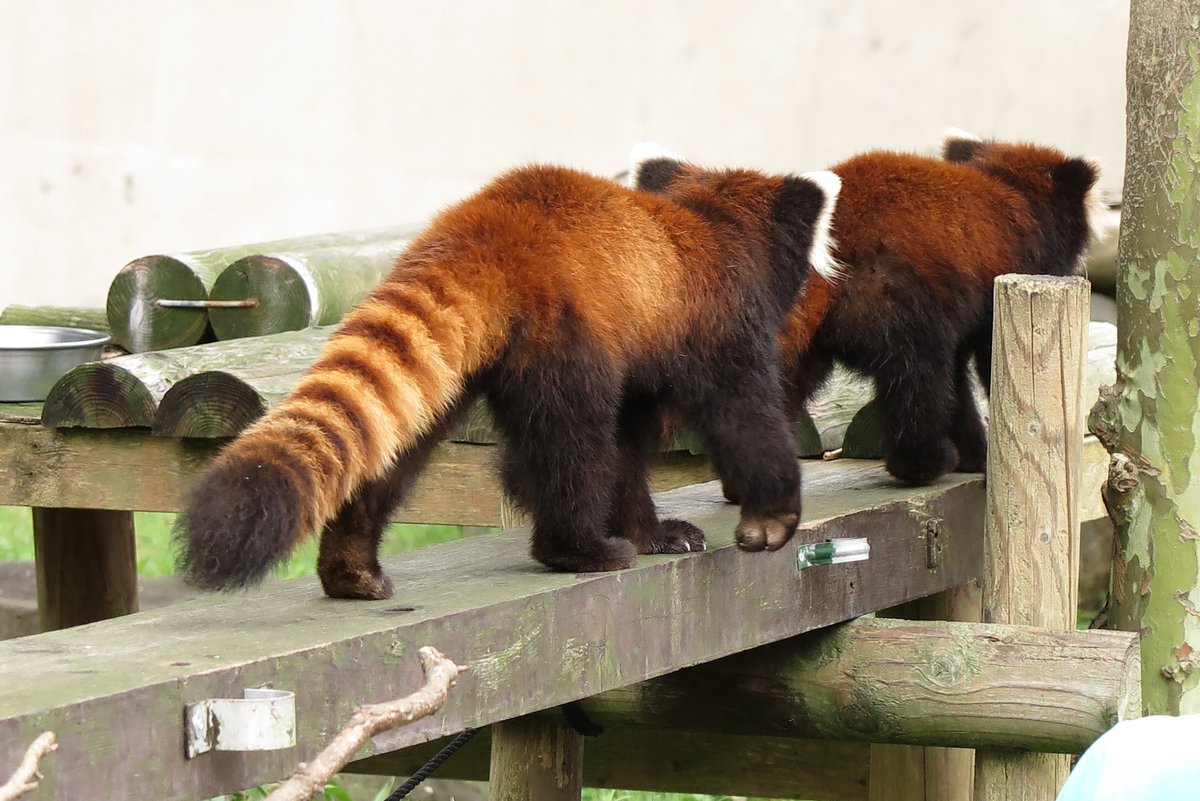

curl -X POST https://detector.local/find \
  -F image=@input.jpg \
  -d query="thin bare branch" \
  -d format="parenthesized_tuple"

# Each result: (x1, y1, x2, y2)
(265, 646, 464, 801)
(0, 732, 58, 801)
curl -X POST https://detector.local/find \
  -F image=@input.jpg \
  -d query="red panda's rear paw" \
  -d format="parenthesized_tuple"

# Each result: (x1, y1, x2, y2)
(887, 440, 959, 486)
(319, 564, 395, 600)
(735, 512, 800, 552)
(646, 519, 707, 554)
(534, 537, 638, 573)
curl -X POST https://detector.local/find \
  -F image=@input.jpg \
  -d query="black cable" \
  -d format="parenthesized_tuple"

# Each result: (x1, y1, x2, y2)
(384, 727, 479, 801)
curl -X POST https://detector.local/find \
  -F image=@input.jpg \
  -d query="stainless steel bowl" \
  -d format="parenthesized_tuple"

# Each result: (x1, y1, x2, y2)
(0, 325, 112, 402)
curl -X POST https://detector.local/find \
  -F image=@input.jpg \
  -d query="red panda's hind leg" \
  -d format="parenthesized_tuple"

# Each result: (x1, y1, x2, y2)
(606, 399, 706, 554)
(317, 392, 476, 600)
(876, 353, 961, 486)
(490, 363, 638, 573)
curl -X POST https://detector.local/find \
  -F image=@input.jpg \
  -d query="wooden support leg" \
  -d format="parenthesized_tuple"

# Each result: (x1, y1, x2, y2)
(489, 715, 583, 801)
(869, 585, 982, 801)
(974, 275, 1088, 800)
(33, 507, 138, 631)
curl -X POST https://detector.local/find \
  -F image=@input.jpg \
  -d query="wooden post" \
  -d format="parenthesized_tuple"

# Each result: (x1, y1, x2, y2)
(32, 507, 138, 630)
(974, 275, 1089, 800)
(489, 715, 583, 801)
(870, 585, 981, 801)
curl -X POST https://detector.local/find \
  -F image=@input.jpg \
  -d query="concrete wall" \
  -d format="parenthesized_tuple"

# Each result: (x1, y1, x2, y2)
(1, 0, 1129, 308)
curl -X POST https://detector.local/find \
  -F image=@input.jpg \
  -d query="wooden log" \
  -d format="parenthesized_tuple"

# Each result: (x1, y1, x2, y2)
(868, 586, 982, 801)
(489, 716, 583, 801)
(559, 618, 1138, 755)
(41, 327, 334, 430)
(350, 728, 871, 800)
(0, 463, 984, 801)
(0, 305, 108, 334)
(208, 237, 413, 340)
(32, 508, 138, 630)
(975, 275, 1089, 800)
(104, 225, 414, 352)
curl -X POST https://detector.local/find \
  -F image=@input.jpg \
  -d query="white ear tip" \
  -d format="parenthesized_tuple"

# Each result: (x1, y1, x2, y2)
(943, 126, 983, 143)
(799, 169, 842, 200)
(628, 140, 683, 166)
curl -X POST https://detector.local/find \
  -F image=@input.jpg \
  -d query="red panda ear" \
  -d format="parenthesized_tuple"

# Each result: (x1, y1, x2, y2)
(1053, 158, 1100, 195)
(943, 137, 985, 163)
(635, 158, 686, 192)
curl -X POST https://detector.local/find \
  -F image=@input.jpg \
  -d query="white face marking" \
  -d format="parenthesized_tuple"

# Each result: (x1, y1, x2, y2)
(626, 141, 685, 189)
(798, 170, 844, 282)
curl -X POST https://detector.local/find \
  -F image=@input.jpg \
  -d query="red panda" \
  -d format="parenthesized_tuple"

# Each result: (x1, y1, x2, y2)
(175, 163, 841, 599)
(634, 133, 1100, 486)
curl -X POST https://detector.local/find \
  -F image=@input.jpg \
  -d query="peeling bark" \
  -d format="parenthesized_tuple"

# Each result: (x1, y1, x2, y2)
(1103, 0, 1200, 714)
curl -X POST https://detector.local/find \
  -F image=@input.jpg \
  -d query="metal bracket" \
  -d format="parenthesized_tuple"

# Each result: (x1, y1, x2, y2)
(797, 537, 871, 571)
(185, 688, 296, 758)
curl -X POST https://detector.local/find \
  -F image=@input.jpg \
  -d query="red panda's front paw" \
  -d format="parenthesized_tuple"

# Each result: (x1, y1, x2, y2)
(647, 519, 707, 554)
(735, 512, 799, 552)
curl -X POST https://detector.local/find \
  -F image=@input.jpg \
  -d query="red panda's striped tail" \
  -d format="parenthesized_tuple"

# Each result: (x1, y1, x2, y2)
(174, 261, 505, 590)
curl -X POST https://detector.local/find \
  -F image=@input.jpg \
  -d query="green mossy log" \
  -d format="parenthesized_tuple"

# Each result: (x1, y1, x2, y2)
(208, 235, 415, 340)
(105, 225, 415, 352)
(0, 305, 108, 334)
(42, 328, 333, 430)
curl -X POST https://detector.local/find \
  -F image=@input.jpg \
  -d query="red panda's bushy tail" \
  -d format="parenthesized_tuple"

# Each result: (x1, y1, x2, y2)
(174, 260, 506, 590)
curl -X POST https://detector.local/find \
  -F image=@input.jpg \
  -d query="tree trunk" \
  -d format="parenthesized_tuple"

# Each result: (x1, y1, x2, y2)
(1095, 0, 1200, 715)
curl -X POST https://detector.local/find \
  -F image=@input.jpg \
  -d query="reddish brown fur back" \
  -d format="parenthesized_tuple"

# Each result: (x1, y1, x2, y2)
(176, 163, 833, 591)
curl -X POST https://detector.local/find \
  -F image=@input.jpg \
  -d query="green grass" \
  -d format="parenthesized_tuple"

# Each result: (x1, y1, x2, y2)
(2, 505, 790, 801)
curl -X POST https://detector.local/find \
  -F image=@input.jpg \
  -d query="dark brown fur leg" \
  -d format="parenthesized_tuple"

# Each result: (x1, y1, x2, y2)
(678, 357, 801, 553)
(489, 359, 637, 573)
(876, 353, 960, 486)
(317, 392, 476, 600)
(607, 399, 706, 555)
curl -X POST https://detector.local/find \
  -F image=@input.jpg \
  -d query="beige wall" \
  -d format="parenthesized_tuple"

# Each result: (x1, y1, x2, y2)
(1, 0, 1129, 308)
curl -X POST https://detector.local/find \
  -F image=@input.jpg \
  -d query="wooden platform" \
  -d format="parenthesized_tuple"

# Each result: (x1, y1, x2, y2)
(0, 459, 990, 800)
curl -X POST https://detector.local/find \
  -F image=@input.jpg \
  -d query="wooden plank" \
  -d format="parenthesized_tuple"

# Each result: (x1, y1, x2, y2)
(351, 728, 871, 800)
(32, 508, 139, 630)
(975, 275, 1089, 800)
(0, 460, 983, 801)
(489, 716, 583, 801)
(0, 409, 1111, 527)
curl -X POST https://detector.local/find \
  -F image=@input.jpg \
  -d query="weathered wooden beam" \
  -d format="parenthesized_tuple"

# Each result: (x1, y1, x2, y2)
(0, 305, 108, 334)
(559, 618, 1138, 755)
(350, 728, 871, 800)
(208, 237, 412, 341)
(489, 716, 583, 801)
(868, 586, 981, 801)
(975, 275, 1089, 800)
(104, 225, 415, 352)
(32, 508, 138, 630)
(0, 461, 983, 801)
(42, 327, 335, 431)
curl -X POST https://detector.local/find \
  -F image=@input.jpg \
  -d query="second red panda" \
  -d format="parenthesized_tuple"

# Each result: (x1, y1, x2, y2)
(635, 134, 1101, 485)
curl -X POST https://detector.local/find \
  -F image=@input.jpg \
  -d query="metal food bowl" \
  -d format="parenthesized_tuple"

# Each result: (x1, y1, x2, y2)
(0, 325, 111, 402)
